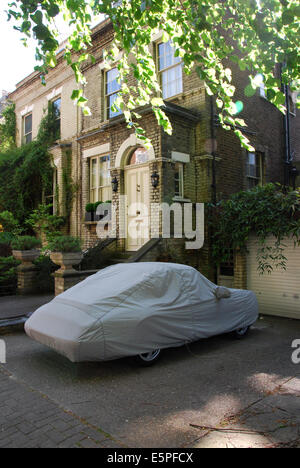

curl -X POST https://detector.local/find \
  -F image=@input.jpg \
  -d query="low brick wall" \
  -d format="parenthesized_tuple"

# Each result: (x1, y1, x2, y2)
(53, 269, 98, 296)
(17, 264, 39, 295)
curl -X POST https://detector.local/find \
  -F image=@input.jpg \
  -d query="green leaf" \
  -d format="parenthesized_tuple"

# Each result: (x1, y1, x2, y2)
(46, 4, 60, 18)
(244, 84, 256, 97)
(33, 24, 50, 40)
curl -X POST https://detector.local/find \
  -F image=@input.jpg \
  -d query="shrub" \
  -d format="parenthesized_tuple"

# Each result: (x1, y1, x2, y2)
(208, 183, 300, 274)
(11, 236, 41, 251)
(0, 211, 22, 236)
(26, 204, 65, 242)
(0, 142, 53, 224)
(0, 256, 19, 296)
(33, 255, 59, 293)
(85, 203, 95, 213)
(47, 235, 82, 253)
(0, 232, 14, 257)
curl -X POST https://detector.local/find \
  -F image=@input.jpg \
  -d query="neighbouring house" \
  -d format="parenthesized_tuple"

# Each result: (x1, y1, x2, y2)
(8, 18, 300, 291)
(0, 90, 9, 120)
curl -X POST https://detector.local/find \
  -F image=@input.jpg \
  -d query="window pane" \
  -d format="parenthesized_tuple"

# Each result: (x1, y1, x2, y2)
(25, 133, 32, 144)
(247, 152, 257, 177)
(24, 114, 32, 134)
(99, 156, 110, 187)
(129, 148, 149, 165)
(53, 98, 61, 118)
(106, 68, 121, 95)
(158, 41, 181, 72)
(108, 93, 122, 118)
(162, 64, 182, 99)
(174, 163, 183, 197)
(91, 159, 97, 189)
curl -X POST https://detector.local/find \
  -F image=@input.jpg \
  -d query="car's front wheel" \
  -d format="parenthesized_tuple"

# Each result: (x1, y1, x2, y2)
(135, 349, 161, 366)
(234, 326, 250, 339)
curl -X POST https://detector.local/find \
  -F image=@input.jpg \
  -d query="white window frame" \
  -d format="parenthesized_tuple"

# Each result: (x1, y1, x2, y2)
(105, 68, 122, 119)
(52, 97, 61, 139)
(157, 41, 183, 99)
(89, 155, 112, 203)
(246, 152, 264, 188)
(174, 162, 184, 198)
(23, 113, 32, 144)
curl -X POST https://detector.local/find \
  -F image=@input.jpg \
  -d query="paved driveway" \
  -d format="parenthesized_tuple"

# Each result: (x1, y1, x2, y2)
(0, 315, 299, 448)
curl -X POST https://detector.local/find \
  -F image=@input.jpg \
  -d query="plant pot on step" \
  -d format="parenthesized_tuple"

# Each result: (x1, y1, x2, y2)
(50, 252, 83, 274)
(12, 249, 41, 267)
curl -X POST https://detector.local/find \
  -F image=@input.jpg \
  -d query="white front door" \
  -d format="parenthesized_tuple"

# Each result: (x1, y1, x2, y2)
(125, 164, 150, 251)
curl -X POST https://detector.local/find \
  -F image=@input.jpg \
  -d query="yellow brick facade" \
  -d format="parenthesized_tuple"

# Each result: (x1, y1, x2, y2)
(9, 19, 291, 286)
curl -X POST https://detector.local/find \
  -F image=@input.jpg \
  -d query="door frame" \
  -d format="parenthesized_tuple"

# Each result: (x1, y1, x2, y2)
(124, 162, 150, 251)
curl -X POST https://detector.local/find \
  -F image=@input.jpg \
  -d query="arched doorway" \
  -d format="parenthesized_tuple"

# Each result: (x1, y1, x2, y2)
(124, 147, 150, 251)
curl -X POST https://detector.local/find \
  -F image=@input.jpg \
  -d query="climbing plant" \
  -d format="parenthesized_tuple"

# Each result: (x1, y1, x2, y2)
(0, 103, 16, 150)
(0, 104, 59, 224)
(208, 184, 300, 274)
(61, 149, 78, 231)
(37, 100, 61, 146)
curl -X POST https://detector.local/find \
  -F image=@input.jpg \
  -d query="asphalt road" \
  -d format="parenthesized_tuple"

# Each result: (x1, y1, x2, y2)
(0, 315, 300, 448)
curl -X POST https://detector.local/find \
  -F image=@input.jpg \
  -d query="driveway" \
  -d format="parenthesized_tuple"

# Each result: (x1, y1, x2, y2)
(0, 315, 299, 448)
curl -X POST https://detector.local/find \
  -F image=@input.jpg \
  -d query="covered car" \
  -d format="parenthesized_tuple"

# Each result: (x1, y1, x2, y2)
(25, 262, 258, 364)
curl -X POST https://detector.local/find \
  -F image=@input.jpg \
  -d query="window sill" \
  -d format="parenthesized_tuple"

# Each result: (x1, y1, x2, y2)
(172, 196, 191, 203)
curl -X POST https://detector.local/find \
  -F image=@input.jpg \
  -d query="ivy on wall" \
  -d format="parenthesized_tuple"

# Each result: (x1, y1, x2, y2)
(208, 184, 300, 274)
(62, 149, 78, 230)
(0, 105, 57, 224)
(0, 103, 16, 150)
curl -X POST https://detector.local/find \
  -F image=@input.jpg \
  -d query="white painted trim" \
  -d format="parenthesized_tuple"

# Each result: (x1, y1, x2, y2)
(20, 105, 34, 117)
(171, 151, 190, 163)
(47, 87, 63, 101)
(114, 134, 155, 169)
(99, 52, 124, 71)
(196, 154, 222, 162)
(83, 143, 111, 159)
(53, 157, 60, 168)
(152, 30, 164, 42)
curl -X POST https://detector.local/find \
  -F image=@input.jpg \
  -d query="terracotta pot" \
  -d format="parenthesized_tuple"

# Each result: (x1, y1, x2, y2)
(50, 252, 83, 273)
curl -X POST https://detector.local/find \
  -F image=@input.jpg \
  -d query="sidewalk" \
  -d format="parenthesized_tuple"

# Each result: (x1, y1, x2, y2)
(0, 294, 53, 331)
(0, 367, 122, 448)
(0, 294, 53, 321)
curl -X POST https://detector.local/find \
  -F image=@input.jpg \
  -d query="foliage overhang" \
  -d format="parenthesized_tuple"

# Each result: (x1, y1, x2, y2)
(5, 0, 300, 150)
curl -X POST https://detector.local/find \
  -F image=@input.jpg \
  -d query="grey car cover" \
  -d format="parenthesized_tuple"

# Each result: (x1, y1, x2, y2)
(25, 262, 258, 362)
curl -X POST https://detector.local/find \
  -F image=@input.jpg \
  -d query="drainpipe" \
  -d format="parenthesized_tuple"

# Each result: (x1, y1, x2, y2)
(210, 96, 217, 205)
(210, 96, 218, 284)
(281, 64, 292, 187)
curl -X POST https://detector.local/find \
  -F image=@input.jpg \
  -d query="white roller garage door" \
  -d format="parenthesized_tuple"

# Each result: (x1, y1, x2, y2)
(247, 236, 300, 319)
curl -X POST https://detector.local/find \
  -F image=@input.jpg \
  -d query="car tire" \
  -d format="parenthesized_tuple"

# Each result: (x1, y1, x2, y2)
(233, 326, 250, 339)
(135, 349, 161, 366)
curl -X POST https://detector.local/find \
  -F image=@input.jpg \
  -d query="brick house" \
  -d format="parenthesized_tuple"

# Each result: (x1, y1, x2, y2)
(8, 19, 299, 287)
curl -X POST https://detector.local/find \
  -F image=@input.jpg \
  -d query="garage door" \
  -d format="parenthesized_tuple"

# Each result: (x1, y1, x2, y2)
(247, 236, 300, 319)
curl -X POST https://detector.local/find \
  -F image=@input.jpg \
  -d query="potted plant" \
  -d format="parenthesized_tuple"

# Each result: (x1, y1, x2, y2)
(85, 203, 95, 222)
(12, 236, 41, 265)
(48, 236, 82, 273)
